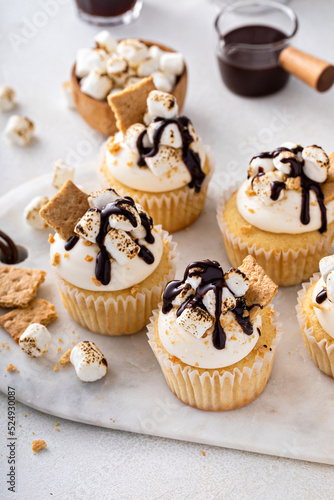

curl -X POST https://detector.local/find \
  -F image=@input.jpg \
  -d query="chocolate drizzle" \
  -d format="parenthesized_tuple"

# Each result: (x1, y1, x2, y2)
(316, 288, 327, 304)
(65, 235, 79, 251)
(162, 260, 255, 350)
(136, 116, 206, 193)
(0, 230, 19, 264)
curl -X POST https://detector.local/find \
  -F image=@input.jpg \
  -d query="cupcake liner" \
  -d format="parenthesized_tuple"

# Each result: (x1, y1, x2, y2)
(98, 142, 215, 233)
(57, 226, 179, 336)
(147, 305, 282, 411)
(217, 181, 334, 287)
(296, 273, 334, 377)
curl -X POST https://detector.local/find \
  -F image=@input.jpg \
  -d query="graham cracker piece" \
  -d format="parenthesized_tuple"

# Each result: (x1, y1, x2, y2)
(323, 151, 334, 204)
(40, 180, 89, 241)
(0, 299, 57, 344)
(32, 440, 47, 452)
(239, 255, 278, 311)
(0, 266, 46, 308)
(108, 76, 155, 134)
(59, 348, 72, 365)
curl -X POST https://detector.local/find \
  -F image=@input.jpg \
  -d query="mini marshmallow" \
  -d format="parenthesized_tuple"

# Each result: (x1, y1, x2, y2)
(124, 123, 151, 152)
(327, 270, 334, 304)
(281, 142, 303, 161)
(137, 58, 159, 77)
(95, 30, 117, 53)
(108, 203, 141, 232)
(147, 90, 178, 120)
(0, 86, 15, 112)
(145, 145, 182, 177)
(248, 156, 275, 178)
(106, 56, 131, 86)
(143, 111, 154, 125)
(177, 305, 213, 338)
(319, 255, 334, 282)
(148, 45, 165, 62)
(202, 289, 216, 317)
(52, 160, 75, 189)
(273, 150, 298, 175)
(70, 341, 107, 382)
(80, 70, 113, 101)
(225, 270, 249, 297)
(185, 273, 202, 291)
(159, 52, 184, 76)
(104, 228, 139, 265)
(75, 48, 108, 78)
(152, 71, 176, 93)
(117, 39, 148, 65)
(252, 170, 286, 204)
(4, 115, 34, 146)
(221, 287, 237, 313)
(61, 81, 75, 109)
(75, 208, 101, 243)
(88, 188, 119, 209)
(130, 224, 147, 240)
(24, 196, 49, 230)
(19, 323, 51, 358)
(172, 283, 194, 307)
(147, 120, 182, 149)
(302, 146, 329, 183)
(125, 76, 143, 88)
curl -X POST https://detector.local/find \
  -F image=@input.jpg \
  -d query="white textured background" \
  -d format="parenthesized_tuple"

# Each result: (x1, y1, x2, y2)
(1, 0, 334, 498)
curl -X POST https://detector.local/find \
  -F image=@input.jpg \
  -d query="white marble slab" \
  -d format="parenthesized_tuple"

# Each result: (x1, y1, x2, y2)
(1, 165, 334, 466)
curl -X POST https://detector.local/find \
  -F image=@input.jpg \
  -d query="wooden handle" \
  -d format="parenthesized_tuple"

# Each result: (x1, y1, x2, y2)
(279, 46, 334, 92)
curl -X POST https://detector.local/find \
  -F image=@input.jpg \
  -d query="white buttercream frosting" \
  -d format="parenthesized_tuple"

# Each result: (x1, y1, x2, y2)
(312, 277, 334, 340)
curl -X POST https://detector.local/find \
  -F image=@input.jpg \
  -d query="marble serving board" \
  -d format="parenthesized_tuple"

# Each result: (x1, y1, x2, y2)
(1, 165, 334, 466)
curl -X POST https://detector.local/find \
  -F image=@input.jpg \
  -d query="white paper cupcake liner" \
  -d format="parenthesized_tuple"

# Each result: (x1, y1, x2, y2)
(217, 180, 334, 286)
(296, 273, 334, 377)
(147, 305, 282, 411)
(57, 226, 179, 336)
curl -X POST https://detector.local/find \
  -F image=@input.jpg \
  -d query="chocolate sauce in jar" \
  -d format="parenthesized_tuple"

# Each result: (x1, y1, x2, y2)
(75, 0, 137, 18)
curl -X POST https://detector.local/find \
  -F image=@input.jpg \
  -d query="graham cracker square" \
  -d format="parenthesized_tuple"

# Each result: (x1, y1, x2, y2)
(239, 255, 278, 309)
(323, 151, 334, 204)
(0, 266, 46, 308)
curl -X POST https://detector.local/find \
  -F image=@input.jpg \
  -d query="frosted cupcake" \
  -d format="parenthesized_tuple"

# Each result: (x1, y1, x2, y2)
(297, 254, 334, 377)
(217, 144, 334, 286)
(147, 255, 281, 411)
(40, 181, 178, 336)
(99, 90, 213, 233)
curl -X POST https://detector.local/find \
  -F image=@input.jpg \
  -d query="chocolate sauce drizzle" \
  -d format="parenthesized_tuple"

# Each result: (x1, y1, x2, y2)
(162, 260, 256, 350)
(136, 116, 206, 193)
(316, 288, 327, 304)
(0, 230, 19, 264)
(65, 196, 155, 286)
(251, 145, 327, 233)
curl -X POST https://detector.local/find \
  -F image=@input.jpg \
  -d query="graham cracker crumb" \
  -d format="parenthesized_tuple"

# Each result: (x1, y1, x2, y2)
(83, 240, 93, 247)
(108, 141, 121, 155)
(32, 440, 46, 452)
(48, 234, 55, 244)
(0, 266, 46, 309)
(126, 161, 133, 167)
(59, 348, 72, 365)
(239, 255, 278, 310)
(201, 451, 206, 456)
(57, 346, 61, 354)
(64, 253, 69, 259)
(6, 364, 16, 372)
(53, 364, 59, 372)
(51, 253, 61, 266)
(85, 255, 94, 262)
(91, 276, 102, 287)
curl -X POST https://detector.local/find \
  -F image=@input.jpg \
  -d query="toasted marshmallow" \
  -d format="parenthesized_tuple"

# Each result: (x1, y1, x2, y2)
(75, 48, 108, 78)
(147, 91, 178, 120)
(137, 58, 159, 77)
(70, 341, 107, 382)
(61, 81, 75, 109)
(124, 123, 151, 152)
(202, 289, 216, 317)
(75, 208, 101, 243)
(117, 39, 148, 65)
(248, 156, 275, 178)
(172, 283, 194, 307)
(252, 170, 286, 204)
(273, 150, 298, 175)
(52, 160, 75, 189)
(130, 224, 147, 240)
(106, 56, 131, 86)
(221, 287, 237, 313)
(152, 71, 176, 93)
(145, 145, 183, 177)
(95, 30, 117, 53)
(327, 270, 334, 304)
(108, 203, 141, 231)
(0, 86, 15, 112)
(24, 196, 49, 230)
(143, 111, 154, 125)
(177, 305, 213, 338)
(302, 146, 329, 183)
(185, 273, 202, 291)
(104, 228, 139, 265)
(19, 323, 51, 358)
(159, 52, 184, 76)
(80, 70, 113, 100)
(281, 142, 303, 161)
(225, 270, 249, 297)
(88, 188, 119, 209)
(319, 255, 334, 282)
(147, 120, 182, 149)
(4, 115, 34, 146)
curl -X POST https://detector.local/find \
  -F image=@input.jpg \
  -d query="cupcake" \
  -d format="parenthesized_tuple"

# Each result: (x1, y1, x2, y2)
(297, 254, 334, 377)
(40, 180, 178, 336)
(147, 255, 281, 411)
(217, 144, 334, 286)
(99, 89, 213, 233)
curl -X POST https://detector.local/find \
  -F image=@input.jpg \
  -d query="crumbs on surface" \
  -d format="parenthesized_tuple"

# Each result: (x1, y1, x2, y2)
(32, 440, 47, 452)
(6, 364, 16, 372)
(51, 253, 61, 266)
(53, 364, 59, 372)
(201, 451, 206, 457)
(85, 255, 94, 262)
(48, 234, 55, 244)
(59, 348, 72, 365)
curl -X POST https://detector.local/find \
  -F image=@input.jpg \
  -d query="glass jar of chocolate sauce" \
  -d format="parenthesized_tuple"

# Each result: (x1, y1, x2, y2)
(75, 0, 143, 26)
(215, 0, 298, 97)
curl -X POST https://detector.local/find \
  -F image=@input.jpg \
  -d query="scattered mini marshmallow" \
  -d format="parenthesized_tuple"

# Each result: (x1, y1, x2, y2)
(147, 90, 178, 120)
(248, 156, 275, 178)
(221, 287, 237, 314)
(147, 120, 182, 149)
(281, 142, 303, 161)
(88, 188, 119, 209)
(145, 145, 183, 177)
(273, 150, 299, 175)
(19, 323, 51, 358)
(137, 58, 159, 77)
(148, 45, 165, 63)
(327, 270, 334, 303)
(225, 270, 249, 297)
(4, 115, 34, 146)
(117, 39, 148, 65)
(75, 48, 108, 78)
(143, 111, 154, 126)
(70, 341, 107, 382)
(108, 203, 141, 231)
(177, 305, 213, 338)
(24, 196, 49, 230)
(95, 30, 117, 53)
(159, 52, 184, 76)
(185, 273, 202, 291)
(62, 81, 75, 109)
(104, 228, 139, 265)
(106, 56, 131, 86)
(80, 70, 113, 100)
(302, 145, 329, 183)
(172, 283, 194, 307)
(319, 255, 334, 282)
(252, 170, 286, 204)
(124, 123, 151, 152)
(52, 160, 75, 189)
(202, 289, 216, 317)
(75, 208, 101, 243)
(152, 71, 176, 93)
(0, 86, 16, 112)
